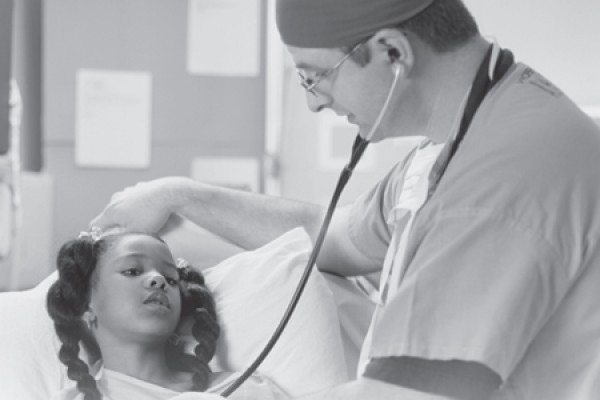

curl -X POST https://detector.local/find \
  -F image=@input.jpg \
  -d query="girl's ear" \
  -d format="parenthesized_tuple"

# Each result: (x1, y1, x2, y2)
(82, 309, 97, 329)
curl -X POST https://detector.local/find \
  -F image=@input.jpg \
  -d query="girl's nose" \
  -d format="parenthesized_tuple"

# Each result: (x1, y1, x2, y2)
(144, 273, 167, 291)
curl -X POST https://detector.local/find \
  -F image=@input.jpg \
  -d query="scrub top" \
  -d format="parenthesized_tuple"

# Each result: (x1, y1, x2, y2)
(350, 63, 600, 399)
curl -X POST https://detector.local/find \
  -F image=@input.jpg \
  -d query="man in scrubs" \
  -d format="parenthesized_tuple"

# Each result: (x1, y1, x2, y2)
(91, 0, 600, 399)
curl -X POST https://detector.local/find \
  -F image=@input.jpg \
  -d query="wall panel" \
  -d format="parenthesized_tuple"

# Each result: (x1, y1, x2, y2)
(44, 0, 266, 253)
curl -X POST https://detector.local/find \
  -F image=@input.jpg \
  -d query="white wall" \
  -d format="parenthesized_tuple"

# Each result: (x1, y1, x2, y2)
(43, 0, 268, 255)
(464, 0, 600, 108)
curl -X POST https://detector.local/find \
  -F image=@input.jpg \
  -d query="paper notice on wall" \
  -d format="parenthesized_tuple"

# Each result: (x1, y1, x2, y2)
(75, 69, 152, 168)
(187, 0, 261, 77)
(190, 156, 260, 192)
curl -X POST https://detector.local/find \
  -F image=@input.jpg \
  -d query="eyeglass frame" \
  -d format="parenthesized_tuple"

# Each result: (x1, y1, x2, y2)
(296, 40, 366, 96)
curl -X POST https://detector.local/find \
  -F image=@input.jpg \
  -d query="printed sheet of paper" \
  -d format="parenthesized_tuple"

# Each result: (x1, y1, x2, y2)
(187, 0, 261, 76)
(75, 69, 152, 168)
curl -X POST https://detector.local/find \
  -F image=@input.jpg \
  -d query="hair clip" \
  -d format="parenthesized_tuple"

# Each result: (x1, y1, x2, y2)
(176, 257, 191, 270)
(78, 226, 103, 242)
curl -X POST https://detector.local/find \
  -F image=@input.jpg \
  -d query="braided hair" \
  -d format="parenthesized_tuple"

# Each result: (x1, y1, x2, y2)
(169, 265, 220, 391)
(46, 233, 221, 399)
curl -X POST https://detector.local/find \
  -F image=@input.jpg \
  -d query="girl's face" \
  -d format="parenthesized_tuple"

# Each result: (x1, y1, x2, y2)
(88, 234, 182, 346)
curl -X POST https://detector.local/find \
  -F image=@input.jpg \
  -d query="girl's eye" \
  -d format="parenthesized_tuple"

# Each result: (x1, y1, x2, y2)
(123, 268, 142, 277)
(166, 277, 179, 286)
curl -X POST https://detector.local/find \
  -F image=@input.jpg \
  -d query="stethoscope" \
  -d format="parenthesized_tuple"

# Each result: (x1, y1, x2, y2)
(222, 43, 514, 397)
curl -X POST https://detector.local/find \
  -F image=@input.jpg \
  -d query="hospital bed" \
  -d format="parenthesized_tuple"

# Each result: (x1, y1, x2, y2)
(0, 221, 375, 399)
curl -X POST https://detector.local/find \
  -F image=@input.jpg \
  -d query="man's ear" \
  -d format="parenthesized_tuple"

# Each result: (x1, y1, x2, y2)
(370, 28, 414, 77)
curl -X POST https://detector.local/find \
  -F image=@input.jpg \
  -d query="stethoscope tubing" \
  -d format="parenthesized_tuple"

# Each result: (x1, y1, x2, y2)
(220, 64, 401, 398)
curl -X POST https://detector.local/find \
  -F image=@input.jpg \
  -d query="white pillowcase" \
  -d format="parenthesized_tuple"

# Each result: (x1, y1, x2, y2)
(0, 228, 349, 399)
(204, 228, 349, 397)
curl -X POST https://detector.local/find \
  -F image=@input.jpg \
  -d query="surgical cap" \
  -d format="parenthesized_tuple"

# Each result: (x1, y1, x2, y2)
(276, 0, 436, 48)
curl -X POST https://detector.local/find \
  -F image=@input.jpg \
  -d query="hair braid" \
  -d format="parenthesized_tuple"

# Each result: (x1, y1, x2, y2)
(56, 323, 100, 400)
(175, 267, 221, 391)
(47, 237, 104, 400)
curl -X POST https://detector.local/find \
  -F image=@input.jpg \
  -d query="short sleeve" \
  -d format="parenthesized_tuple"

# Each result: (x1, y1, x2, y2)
(367, 209, 570, 380)
(348, 153, 414, 264)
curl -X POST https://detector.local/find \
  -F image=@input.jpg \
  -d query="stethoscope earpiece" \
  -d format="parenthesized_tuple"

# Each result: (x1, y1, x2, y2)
(388, 48, 400, 62)
(387, 49, 401, 77)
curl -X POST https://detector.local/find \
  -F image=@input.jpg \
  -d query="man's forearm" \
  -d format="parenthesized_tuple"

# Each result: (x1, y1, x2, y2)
(91, 176, 374, 276)
(166, 178, 325, 250)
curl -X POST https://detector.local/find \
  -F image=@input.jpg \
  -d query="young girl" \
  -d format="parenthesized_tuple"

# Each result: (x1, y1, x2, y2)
(46, 231, 286, 400)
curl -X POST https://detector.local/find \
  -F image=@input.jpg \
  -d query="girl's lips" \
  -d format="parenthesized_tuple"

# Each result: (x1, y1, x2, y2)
(143, 291, 170, 309)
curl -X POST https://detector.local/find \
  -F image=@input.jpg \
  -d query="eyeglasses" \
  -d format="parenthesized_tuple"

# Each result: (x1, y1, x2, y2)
(297, 41, 365, 96)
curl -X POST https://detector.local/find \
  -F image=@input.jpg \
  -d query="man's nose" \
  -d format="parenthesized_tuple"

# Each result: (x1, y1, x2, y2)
(144, 273, 167, 291)
(306, 91, 331, 113)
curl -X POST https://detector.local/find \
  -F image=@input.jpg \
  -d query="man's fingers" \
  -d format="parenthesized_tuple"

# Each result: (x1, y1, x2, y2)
(99, 225, 125, 236)
(89, 212, 119, 232)
(88, 216, 127, 236)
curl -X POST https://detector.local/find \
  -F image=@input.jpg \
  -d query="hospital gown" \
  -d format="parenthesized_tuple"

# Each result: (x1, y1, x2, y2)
(52, 367, 289, 400)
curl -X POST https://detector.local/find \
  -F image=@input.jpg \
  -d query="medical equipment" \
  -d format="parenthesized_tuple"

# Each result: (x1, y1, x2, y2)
(221, 54, 403, 397)
(0, 0, 19, 261)
(0, 80, 22, 261)
(223, 44, 514, 397)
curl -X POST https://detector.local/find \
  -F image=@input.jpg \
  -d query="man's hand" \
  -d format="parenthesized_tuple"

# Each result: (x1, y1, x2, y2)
(90, 177, 186, 235)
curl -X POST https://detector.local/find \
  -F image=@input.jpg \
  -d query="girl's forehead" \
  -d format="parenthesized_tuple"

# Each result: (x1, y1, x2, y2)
(101, 234, 174, 265)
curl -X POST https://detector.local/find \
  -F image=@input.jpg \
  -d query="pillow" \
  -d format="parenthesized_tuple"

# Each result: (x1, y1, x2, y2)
(322, 275, 376, 379)
(203, 228, 349, 397)
(0, 277, 65, 399)
(0, 228, 349, 399)
(162, 215, 374, 380)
